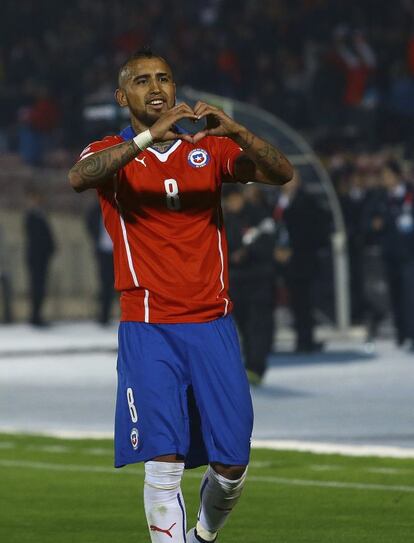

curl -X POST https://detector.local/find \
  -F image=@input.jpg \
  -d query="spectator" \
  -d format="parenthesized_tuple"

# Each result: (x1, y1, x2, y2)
(23, 186, 56, 326)
(274, 172, 330, 352)
(363, 160, 414, 349)
(337, 164, 369, 323)
(85, 202, 115, 325)
(224, 185, 277, 385)
(0, 225, 13, 323)
(18, 84, 61, 166)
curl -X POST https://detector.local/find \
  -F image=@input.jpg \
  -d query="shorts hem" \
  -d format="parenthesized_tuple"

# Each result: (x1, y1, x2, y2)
(115, 453, 250, 469)
(208, 456, 250, 466)
(115, 450, 187, 468)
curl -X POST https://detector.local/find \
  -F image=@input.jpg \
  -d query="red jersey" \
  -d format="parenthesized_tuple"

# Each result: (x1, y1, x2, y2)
(79, 127, 243, 323)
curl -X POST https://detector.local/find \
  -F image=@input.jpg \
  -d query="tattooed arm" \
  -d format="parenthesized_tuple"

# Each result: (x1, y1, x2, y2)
(68, 140, 139, 193)
(232, 128, 293, 185)
(191, 101, 294, 186)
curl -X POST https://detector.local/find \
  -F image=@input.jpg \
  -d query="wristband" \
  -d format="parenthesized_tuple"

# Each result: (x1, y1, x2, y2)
(133, 129, 153, 151)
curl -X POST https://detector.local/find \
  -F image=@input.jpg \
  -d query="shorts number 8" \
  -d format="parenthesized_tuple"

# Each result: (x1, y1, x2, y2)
(126, 387, 138, 423)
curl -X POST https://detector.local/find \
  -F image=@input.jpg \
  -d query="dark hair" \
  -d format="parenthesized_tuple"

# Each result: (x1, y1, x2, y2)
(118, 46, 169, 86)
(128, 45, 156, 61)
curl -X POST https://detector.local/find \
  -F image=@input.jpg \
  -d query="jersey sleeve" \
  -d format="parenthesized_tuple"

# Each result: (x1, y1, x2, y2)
(77, 135, 125, 197)
(78, 135, 124, 162)
(216, 137, 243, 180)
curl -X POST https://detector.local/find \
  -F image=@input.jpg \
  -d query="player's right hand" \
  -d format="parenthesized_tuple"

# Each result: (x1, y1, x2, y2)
(149, 103, 197, 142)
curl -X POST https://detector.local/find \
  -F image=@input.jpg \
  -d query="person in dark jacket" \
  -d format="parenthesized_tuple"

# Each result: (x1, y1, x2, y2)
(0, 225, 13, 323)
(86, 202, 115, 325)
(363, 160, 414, 348)
(274, 173, 330, 352)
(336, 165, 369, 324)
(24, 186, 56, 326)
(224, 184, 276, 385)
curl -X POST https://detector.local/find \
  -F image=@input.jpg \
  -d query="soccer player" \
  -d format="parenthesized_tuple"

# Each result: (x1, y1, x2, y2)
(68, 48, 293, 543)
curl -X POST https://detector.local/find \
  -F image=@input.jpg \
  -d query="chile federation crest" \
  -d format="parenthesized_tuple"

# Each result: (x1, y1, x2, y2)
(130, 428, 139, 450)
(188, 149, 210, 168)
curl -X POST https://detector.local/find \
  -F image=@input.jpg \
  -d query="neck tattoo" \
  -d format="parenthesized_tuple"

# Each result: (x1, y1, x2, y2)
(151, 140, 175, 152)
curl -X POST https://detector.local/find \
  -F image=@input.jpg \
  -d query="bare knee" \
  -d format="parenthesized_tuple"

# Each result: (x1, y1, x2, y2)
(210, 462, 247, 480)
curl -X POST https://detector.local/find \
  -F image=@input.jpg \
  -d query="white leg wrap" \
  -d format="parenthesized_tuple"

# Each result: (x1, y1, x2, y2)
(144, 461, 186, 542)
(197, 466, 247, 540)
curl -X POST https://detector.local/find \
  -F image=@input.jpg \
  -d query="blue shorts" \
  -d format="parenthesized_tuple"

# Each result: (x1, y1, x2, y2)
(114, 315, 253, 469)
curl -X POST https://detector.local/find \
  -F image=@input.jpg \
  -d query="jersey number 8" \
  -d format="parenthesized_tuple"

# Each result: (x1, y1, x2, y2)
(126, 387, 138, 423)
(164, 179, 181, 211)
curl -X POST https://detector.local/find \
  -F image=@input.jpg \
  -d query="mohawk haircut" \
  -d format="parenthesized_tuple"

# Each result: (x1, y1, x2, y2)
(118, 46, 170, 87)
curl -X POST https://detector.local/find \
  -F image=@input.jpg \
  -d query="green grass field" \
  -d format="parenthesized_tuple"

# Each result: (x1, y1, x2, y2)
(0, 433, 413, 543)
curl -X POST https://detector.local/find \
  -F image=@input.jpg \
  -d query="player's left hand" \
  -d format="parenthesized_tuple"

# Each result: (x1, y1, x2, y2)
(188, 101, 242, 144)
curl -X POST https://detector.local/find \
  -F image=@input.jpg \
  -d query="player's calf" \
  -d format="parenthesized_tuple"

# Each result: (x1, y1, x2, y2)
(189, 464, 248, 542)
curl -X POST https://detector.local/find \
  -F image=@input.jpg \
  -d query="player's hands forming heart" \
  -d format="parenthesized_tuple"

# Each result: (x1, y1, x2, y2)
(149, 101, 242, 144)
(186, 101, 243, 144)
(149, 103, 198, 142)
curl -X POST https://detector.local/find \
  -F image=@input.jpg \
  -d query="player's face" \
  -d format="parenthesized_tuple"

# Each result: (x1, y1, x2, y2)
(119, 57, 176, 126)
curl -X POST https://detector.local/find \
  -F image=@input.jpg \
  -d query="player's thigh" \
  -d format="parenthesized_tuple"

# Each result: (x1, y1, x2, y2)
(115, 322, 190, 464)
(189, 316, 253, 464)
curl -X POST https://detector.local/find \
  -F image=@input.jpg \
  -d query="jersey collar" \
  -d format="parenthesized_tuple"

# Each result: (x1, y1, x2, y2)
(119, 125, 183, 162)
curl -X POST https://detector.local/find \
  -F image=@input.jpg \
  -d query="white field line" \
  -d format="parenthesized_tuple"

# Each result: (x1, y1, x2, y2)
(0, 428, 115, 440)
(1, 442, 412, 475)
(2, 427, 414, 459)
(309, 464, 413, 475)
(252, 440, 414, 459)
(0, 442, 14, 449)
(1, 459, 414, 494)
(366, 467, 413, 475)
(27, 444, 112, 456)
(2, 432, 414, 462)
(310, 464, 345, 472)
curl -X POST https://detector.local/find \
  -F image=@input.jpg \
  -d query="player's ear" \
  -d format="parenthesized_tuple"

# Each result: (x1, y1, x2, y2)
(115, 88, 128, 108)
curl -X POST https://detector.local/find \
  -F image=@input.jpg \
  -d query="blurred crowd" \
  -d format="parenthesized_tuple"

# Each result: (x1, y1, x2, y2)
(224, 176, 329, 384)
(2, 0, 414, 162)
(222, 152, 414, 382)
(329, 150, 414, 343)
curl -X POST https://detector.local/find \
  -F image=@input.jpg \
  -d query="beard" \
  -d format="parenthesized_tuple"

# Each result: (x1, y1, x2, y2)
(132, 108, 158, 126)
(128, 100, 170, 128)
